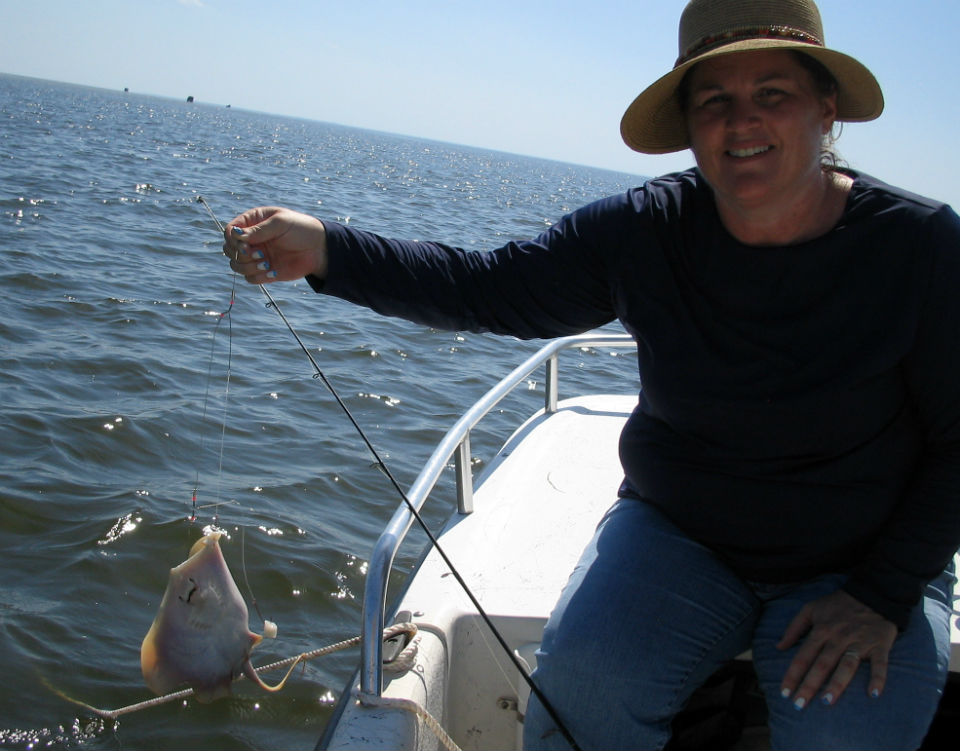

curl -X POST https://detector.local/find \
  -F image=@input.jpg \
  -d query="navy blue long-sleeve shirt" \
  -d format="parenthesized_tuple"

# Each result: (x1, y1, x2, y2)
(309, 169, 960, 629)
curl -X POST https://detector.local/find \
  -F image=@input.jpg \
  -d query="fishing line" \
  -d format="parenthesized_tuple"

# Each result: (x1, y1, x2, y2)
(197, 196, 582, 750)
(189, 257, 237, 524)
(240, 526, 267, 624)
(192, 200, 268, 623)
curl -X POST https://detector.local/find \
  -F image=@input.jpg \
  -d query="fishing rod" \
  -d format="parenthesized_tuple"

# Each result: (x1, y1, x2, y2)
(196, 196, 582, 751)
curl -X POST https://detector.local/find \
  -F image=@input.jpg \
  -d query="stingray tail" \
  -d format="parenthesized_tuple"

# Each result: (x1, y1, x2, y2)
(40, 675, 128, 720)
(242, 653, 306, 692)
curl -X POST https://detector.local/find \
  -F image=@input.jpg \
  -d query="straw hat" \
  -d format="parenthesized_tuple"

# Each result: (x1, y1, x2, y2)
(620, 0, 883, 154)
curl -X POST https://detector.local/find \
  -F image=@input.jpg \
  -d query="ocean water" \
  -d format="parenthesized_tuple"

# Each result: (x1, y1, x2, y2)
(0, 73, 644, 749)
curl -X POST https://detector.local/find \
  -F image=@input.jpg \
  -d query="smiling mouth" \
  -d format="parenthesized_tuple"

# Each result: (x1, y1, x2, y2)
(727, 145, 772, 158)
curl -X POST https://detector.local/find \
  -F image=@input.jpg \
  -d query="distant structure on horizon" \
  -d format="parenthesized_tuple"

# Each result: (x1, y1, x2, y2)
(186, 95, 194, 103)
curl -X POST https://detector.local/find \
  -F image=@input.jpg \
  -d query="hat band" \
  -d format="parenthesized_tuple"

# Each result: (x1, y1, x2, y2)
(675, 26, 823, 67)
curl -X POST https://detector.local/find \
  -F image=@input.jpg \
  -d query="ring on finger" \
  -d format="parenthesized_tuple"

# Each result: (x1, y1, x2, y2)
(842, 649, 861, 661)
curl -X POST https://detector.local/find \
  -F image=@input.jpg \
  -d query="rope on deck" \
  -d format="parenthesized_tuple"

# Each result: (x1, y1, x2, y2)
(358, 692, 461, 751)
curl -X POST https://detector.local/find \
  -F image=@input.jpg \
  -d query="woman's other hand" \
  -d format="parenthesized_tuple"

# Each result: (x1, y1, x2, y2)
(777, 588, 897, 709)
(223, 207, 328, 284)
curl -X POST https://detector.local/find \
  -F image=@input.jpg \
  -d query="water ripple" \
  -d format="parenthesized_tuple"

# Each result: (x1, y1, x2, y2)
(0, 72, 640, 750)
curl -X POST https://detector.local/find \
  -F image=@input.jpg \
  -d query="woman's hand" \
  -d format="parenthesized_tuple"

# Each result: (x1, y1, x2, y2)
(223, 207, 328, 284)
(778, 589, 897, 709)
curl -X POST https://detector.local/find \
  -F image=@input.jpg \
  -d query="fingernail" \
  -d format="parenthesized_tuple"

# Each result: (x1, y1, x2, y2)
(822, 693, 833, 705)
(780, 687, 791, 699)
(232, 226, 245, 235)
(252, 250, 264, 260)
(793, 697, 806, 710)
(871, 689, 880, 699)
(266, 271, 277, 279)
(256, 261, 271, 271)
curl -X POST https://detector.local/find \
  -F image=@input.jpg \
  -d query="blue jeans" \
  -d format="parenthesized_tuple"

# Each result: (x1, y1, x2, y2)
(524, 499, 954, 750)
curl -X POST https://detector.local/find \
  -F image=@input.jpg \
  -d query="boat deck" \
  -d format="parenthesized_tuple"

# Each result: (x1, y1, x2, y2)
(406, 394, 633, 620)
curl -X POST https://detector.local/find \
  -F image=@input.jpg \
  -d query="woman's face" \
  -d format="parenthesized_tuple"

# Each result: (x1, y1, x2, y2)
(684, 50, 838, 215)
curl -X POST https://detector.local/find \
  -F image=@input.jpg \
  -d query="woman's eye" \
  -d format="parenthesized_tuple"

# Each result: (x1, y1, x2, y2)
(698, 93, 728, 109)
(757, 88, 786, 102)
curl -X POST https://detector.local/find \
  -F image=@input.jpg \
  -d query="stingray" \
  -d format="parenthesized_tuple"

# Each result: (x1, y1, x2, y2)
(141, 531, 299, 702)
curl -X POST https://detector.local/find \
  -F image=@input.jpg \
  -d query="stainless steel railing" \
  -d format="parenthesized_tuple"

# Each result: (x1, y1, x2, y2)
(359, 332, 636, 696)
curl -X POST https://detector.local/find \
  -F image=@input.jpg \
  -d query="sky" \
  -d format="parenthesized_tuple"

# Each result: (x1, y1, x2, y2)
(3, 0, 959, 207)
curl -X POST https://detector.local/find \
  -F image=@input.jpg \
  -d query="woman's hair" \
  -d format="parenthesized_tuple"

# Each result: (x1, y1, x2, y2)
(678, 50, 845, 170)
(790, 52, 844, 170)
(789, 51, 837, 99)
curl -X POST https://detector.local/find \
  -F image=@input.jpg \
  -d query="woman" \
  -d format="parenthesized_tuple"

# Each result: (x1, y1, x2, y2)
(223, 1, 960, 748)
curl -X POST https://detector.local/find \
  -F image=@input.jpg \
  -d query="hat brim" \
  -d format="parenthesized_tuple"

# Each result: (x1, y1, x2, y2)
(620, 39, 884, 154)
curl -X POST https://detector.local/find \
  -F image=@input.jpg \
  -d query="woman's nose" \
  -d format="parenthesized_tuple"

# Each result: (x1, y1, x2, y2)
(725, 96, 762, 130)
